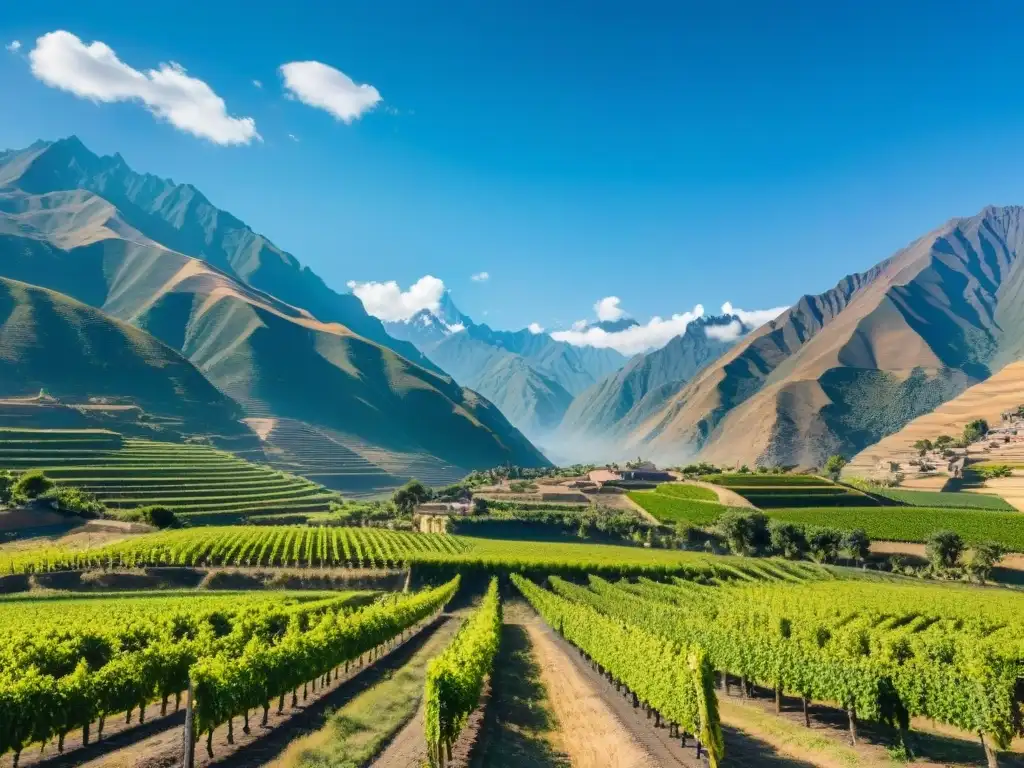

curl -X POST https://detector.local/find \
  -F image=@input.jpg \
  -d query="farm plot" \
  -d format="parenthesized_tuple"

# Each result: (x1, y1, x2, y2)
(867, 487, 1015, 510)
(0, 430, 337, 519)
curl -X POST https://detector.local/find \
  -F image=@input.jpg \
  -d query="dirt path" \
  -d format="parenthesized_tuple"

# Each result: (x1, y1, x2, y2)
(69, 614, 445, 768)
(523, 612, 667, 768)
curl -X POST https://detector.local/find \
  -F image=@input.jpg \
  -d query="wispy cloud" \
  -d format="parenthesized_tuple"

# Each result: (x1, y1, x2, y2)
(721, 301, 787, 329)
(5, 40, 21, 53)
(347, 275, 445, 322)
(528, 322, 544, 334)
(704, 320, 744, 342)
(471, 271, 490, 282)
(280, 60, 381, 123)
(27, 31, 258, 145)
(287, 133, 299, 142)
(252, 79, 262, 89)
(553, 304, 706, 355)
(594, 296, 625, 322)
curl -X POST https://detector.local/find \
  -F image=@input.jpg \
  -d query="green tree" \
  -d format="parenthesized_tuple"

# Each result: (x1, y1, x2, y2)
(12, 469, 54, 500)
(967, 541, 1006, 584)
(962, 419, 989, 445)
(768, 520, 808, 560)
(913, 439, 933, 456)
(841, 529, 871, 565)
(824, 455, 847, 479)
(807, 528, 843, 563)
(933, 434, 954, 450)
(0, 470, 13, 505)
(392, 479, 432, 514)
(716, 510, 769, 556)
(925, 530, 965, 570)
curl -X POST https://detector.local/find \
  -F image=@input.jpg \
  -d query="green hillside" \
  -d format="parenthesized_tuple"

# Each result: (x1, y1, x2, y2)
(0, 429, 336, 520)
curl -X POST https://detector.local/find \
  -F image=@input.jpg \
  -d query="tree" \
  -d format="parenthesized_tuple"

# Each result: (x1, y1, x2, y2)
(967, 541, 1006, 584)
(841, 529, 871, 565)
(768, 521, 808, 560)
(716, 510, 769, 556)
(12, 469, 53, 500)
(807, 528, 843, 563)
(824, 455, 847, 479)
(912, 439, 933, 456)
(933, 434, 954, 450)
(139, 505, 178, 529)
(471, 497, 488, 515)
(392, 479, 432, 514)
(925, 530, 965, 571)
(962, 419, 989, 445)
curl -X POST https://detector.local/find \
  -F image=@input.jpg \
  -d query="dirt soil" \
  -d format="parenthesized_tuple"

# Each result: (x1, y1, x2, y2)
(51, 614, 446, 768)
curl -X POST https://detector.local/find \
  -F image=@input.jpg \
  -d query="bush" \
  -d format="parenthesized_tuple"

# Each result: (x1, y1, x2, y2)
(967, 541, 1006, 584)
(962, 419, 989, 444)
(0, 470, 12, 505)
(393, 479, 432, 514)
(12, 469, 54, 500)
(824, 455, 848, 479)
(807, 527, 843, 563)
(977, 464, 1013, 480)
(119, 505, 179, 529)
(925, 530, 965, 570)
(842, 528, 871, 564)
(41, 486, 105, 518)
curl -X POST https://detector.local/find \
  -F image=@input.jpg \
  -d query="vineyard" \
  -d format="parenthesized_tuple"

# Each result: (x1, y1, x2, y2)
(0, 587, 391, 765)
(628, 486, 729, 525)
(763, 506, 1024, 549)
(517, 571, 1024, 766)
(0, 430, 337, 519)
(866, 487, 1016, 511)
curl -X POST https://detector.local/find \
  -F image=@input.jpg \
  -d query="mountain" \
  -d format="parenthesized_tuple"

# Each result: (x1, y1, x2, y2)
(0, 138, 549, 478)
(554, 315, 747, 452)
(0, 136, 438, 374)
(382, 293, 625, 439)
(0, 276, 243, 434)
(619, 205, 1024, 468)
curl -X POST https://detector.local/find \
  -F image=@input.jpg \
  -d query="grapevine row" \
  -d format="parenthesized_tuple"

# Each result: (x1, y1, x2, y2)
(512, 574, 724, 768)
(424, 577, 501, 766)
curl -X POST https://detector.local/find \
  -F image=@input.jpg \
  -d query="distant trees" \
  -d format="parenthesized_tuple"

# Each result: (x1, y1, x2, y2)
(0, 470, 12, 505)
(962, 419, 989, 445)
(768, 521, 808, 560)
(913, 439, 933, 456)
(392, 479, 432, 514)
(968, 541, 1007, 584)
(716, 510, 770, 556)
(842, 529, 871, 565)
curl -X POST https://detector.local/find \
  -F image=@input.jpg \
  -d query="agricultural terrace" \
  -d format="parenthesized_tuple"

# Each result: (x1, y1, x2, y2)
(865, 487, 1016, 511)
(629, 484, 730, 525)
(0, 429, 336, 519)
(0, 577, 459, 766)
(516, 571, 1024, 764)
(703, 473, 876, 508)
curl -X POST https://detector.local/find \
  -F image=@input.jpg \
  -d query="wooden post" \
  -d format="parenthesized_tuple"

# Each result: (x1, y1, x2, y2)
(182, 678, 195, 768)
(775, 687, 782, 713)
(980, 731, 999, 768)
(802, 697, 810, 728)
(847, 706, 858, 746)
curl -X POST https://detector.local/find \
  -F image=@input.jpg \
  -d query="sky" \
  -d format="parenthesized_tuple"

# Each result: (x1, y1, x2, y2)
(4, 0, 1024, 351)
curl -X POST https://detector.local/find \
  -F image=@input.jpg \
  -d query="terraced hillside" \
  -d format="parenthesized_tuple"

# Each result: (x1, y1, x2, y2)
(703, 473, 877, 508)
(0, 429, 337, 519)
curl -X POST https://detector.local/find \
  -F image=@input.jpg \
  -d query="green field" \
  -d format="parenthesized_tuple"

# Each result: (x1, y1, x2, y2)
(867, 487, 1015, 511)
(703, 473, 830, 487)
(763, 506, 1024, 550)
(0, 429, 338, 518)
(628, 489, 726, 525)
(649, 483, 718, 502)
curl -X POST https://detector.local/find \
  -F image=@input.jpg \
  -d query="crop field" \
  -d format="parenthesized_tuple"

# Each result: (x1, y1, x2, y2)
(867, 487, 1015, 510)
(701, 473, 879, 509)
(628, 489, 727, 524)
(763, 506, 1024, 550)
(703, 473, 830, 487)
(0, 429, 338, 518)
(0, 577, 459, 767)
(648, 482, 718, 502)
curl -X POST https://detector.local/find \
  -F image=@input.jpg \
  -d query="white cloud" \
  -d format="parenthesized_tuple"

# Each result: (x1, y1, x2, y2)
(704, 320, 744, 342)
(347, 275, 445, 322)
(553, 305, 706, 356)
(571, 319, 588, 331)
(528, 322, 544, 334)
(280, 60, 381, 123)
(721, 301, 787, 329)
(448, 322, 466, 333)
(594, 296, 625, 322)
(470, 271, 490, 282)
(252, 79, 262, 88)
(287, 133, 299, 142)
(28, 31, 258, 145)
(5, 40, 21, 53)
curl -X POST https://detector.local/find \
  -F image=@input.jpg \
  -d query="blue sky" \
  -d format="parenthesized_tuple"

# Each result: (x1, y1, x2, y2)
(4, 0, 1024, 340)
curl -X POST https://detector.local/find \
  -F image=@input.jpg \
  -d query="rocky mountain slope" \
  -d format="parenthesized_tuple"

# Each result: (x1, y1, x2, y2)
(0, 138, 549, 476)
(621, 205, 1024, 468)
(553, 315, 747, 454)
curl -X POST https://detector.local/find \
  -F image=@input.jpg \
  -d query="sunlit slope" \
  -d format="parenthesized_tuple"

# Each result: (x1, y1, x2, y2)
(0, 277, 241, 434)
(625, 206, 1024, 468)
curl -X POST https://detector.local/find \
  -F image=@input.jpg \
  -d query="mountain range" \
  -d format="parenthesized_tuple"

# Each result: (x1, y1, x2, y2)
(611, 205, 1024, 468)
(0, 137, 548, 484)
(384, 298, 626, 439)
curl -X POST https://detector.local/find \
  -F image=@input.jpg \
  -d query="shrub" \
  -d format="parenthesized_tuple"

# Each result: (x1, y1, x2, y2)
(962, 419, 989, 445)
(824, 455, 848, 479)
(967, 541, 1006, 584)
(977, 464, 1013, 480)
(119, 505, 179, 529)
(842, 528, 871, 564)
(41, 486, 105, 518)
(925, 530, 965, 570)
(0, 470, 12, 505)
(393, 479, 432, 514)
(12, 469, 54, 500)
